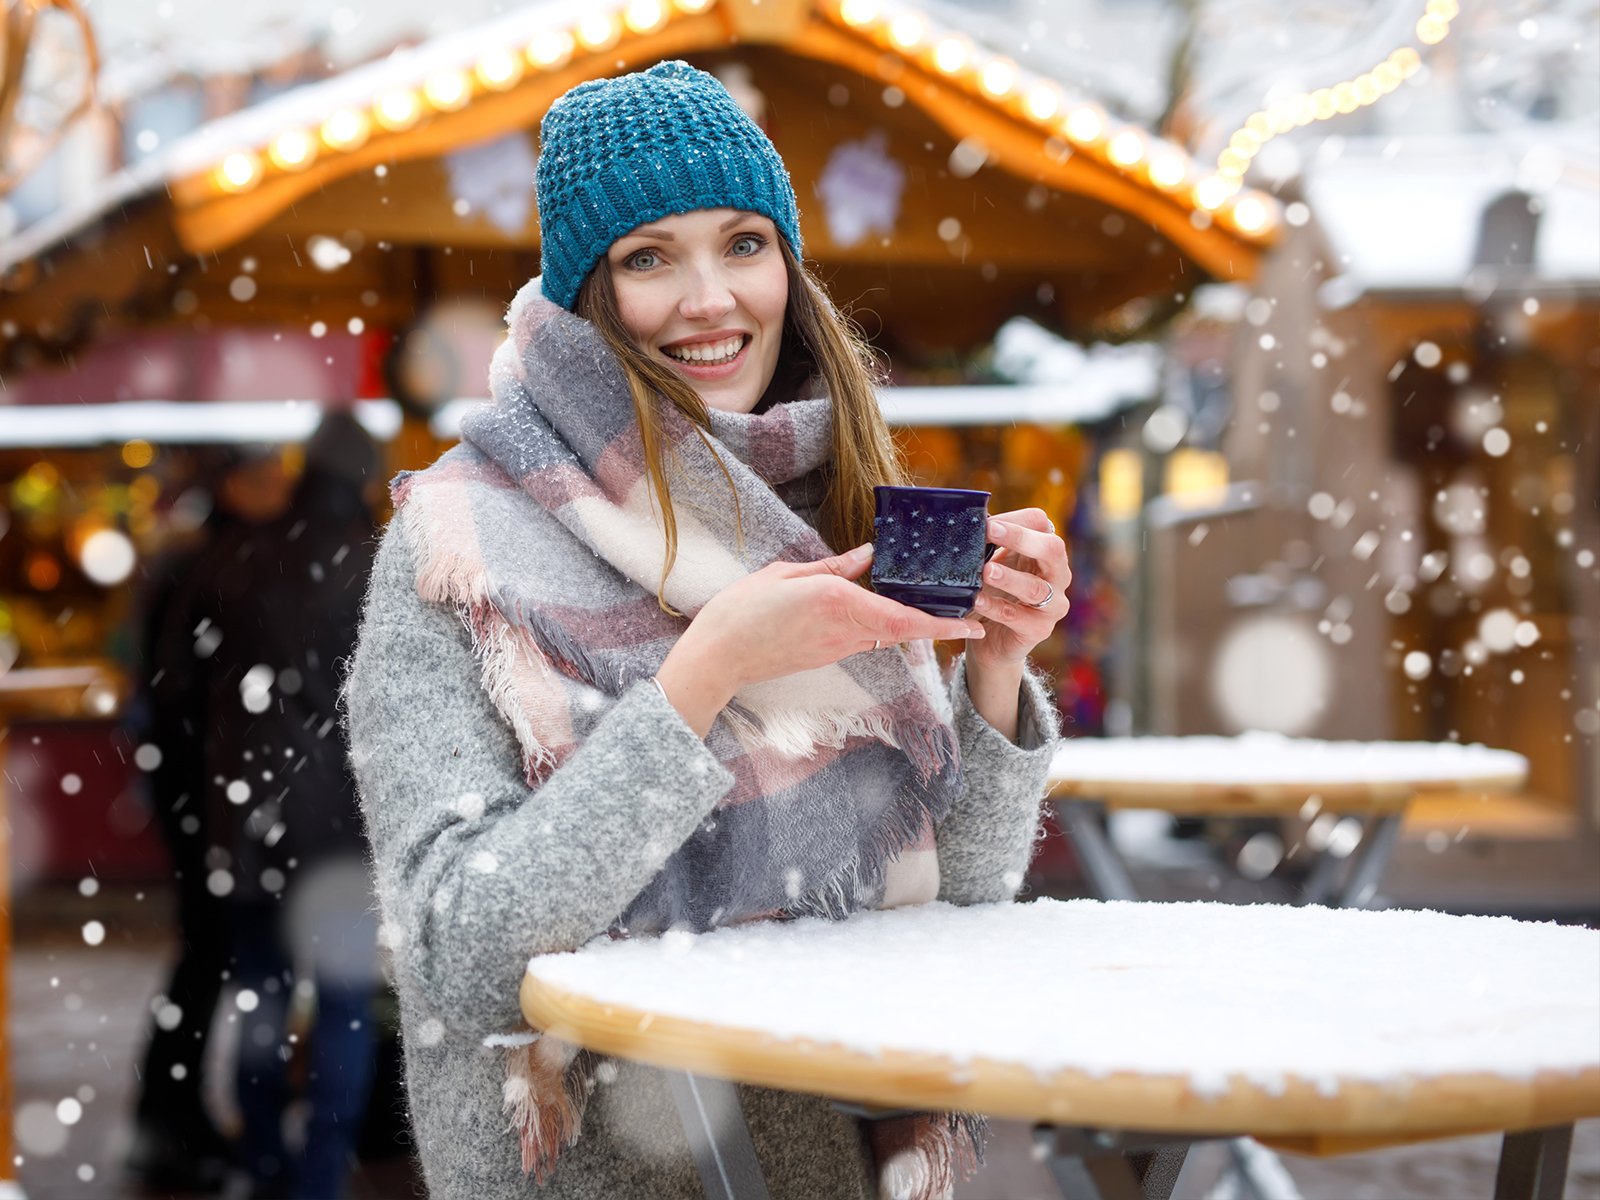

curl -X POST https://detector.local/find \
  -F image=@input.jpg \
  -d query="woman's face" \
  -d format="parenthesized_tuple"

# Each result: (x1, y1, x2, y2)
(605, 208, 789, 415)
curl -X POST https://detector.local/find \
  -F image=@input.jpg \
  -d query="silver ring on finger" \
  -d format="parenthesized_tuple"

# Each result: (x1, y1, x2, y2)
(1030, 582, 1054, 610)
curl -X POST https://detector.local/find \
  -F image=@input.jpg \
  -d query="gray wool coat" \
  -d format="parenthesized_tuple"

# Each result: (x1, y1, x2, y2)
(343, 506, 1060, 1200)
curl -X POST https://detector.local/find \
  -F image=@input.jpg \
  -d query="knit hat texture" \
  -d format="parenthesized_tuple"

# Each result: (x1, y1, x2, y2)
(535, 60, 803, 311)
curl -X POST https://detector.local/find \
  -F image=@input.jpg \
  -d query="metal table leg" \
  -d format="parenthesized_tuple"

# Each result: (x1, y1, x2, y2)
(1034, 1126, 1192, 1200)
(662, 1070, 772, 1200)
(1055, 799, 1142, 901)
(1296, 846, 1346, 907)
(1494, 1125, 1574, 1200)
(1331, 814, 1402, 909)
(1224, 1135, 1305, 1199)
(1297, 813, 1403, 910)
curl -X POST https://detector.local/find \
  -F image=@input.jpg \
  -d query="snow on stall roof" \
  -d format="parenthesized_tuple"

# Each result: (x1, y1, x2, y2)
(526, 899, 1600, 1095)
(0, 399, 402, 448)
(1308, 136, 1600, 292)
(0, 0, 594, 273)
(1050, 732, 1528, 787)
(147, 0, 596, 181)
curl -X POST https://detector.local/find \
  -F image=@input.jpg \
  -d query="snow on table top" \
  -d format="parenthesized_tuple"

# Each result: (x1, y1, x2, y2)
(1050, 732, 1528, 787)
(526, 899, 1599, 1098)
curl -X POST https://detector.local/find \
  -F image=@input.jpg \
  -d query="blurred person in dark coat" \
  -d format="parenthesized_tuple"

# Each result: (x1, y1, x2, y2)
(128, 445, 296, 1193)
(132, 413, 384, 1199)
(203, 412, 384, 1200)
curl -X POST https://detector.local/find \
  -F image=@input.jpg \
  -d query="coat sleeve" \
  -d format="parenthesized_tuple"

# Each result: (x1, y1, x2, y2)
(343, 514, 735, 1037)
(934, 657, 1060, 906)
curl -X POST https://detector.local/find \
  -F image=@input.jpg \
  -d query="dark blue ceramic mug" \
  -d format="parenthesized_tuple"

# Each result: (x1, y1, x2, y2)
(871, 485, 997, 617)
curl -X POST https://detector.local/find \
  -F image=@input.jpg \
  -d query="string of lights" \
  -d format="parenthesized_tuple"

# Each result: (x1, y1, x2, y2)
(204, 0, 1296, 244)
(826, 0, 1276, 239)
(211, 0, 715, 194)
(1212, 0, 1458, 190)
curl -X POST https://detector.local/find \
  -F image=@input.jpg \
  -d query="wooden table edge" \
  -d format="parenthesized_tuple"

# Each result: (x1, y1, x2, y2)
(1047, 773, 1528, 815)
(520, 973, 1600, 1140)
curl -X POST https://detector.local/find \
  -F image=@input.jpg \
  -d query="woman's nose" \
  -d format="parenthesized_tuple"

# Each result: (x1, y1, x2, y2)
(677, 267, 736, 321)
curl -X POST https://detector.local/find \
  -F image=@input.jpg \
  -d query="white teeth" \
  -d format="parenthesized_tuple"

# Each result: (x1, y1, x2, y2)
(664, 335, 744, 364)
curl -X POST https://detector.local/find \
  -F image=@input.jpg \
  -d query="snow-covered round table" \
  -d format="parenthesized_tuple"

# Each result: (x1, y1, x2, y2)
(1047, 734, 1530, 905)
(521, 899, 1599, 1200)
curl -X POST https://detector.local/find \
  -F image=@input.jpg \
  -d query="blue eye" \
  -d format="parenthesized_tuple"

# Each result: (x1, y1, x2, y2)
(624, 249, 660, 271)
(729, 234, 766, 257)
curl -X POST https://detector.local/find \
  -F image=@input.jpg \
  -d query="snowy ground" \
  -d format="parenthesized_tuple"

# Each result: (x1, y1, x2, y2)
(8, 898, 420, 1200)
(9, 882, 1599, 1200)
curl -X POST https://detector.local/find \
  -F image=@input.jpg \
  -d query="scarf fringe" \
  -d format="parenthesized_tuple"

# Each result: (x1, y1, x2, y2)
(502, 1037, 598, 1183)
(870, 1112, 988, 1200)
(397, 487, 563, 783)
(516, 600, 633, 698)
(467, 605, 561, 784)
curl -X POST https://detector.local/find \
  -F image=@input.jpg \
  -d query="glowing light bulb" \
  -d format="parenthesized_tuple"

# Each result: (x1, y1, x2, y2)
(1148, 148, 1187, 189)
(673, 0, 714, 11)
(1417, 13, 1449, 44)
(79, 529, 137, 586)
(1108, 129, 1145, 166)
(1063, 105, 1105, 144)
(375, 90, 422, 131)
(1231, 195, 1270, 235)
(321, 109, 370, 150)
(1391, 47, 1422, 76)
(526, 29, 576, 67)
(624, 0, 667, 33)
(1023, 82, 1061, 121)
(1217, 147, 1249, 176)
(216, 151, 262, 192)
(424, 70, 471, 112)
(268, 129, 315, 170)
(838, 0, 880, 27)
(979, 58, 1017, 97)
(1244, 111, 1271, 136)
(1426, 0, 1459, 18)
(475, 49, 523, 91)
(576, 13, 619, 49)
(1145, 149, 1184, 191)
(1332, 82, 1359, 114)
(932, 36, 970, 75)
(887, 12, 925, 49)
(1193, 175, 1234, 211)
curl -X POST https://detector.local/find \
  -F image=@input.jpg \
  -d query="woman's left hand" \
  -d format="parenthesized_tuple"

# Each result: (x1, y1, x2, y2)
(967, 508, 1071, 669)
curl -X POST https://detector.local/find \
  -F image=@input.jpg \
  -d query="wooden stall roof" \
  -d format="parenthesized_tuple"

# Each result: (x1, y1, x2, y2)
(1, 0, 1282, 364)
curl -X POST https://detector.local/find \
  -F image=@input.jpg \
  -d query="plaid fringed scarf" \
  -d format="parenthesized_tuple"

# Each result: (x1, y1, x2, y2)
(393, 277, 985, 1197)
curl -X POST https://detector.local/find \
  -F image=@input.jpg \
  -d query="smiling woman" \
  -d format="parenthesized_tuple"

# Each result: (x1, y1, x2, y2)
(603, 210, 787, 414)
(342, 59, 1070, 1200)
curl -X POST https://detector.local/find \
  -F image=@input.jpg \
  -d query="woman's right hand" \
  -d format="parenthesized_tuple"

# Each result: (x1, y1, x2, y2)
(653, 543, 984, 736)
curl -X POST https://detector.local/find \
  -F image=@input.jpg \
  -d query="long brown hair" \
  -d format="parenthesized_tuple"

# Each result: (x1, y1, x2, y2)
(574, 236, 906, 608)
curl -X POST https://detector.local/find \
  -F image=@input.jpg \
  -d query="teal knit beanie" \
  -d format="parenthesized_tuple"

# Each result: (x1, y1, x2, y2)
(535, 61, 803, 311)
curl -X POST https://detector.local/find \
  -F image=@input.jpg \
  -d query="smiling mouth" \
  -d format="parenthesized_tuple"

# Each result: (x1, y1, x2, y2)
(661, 334, 749, 366)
